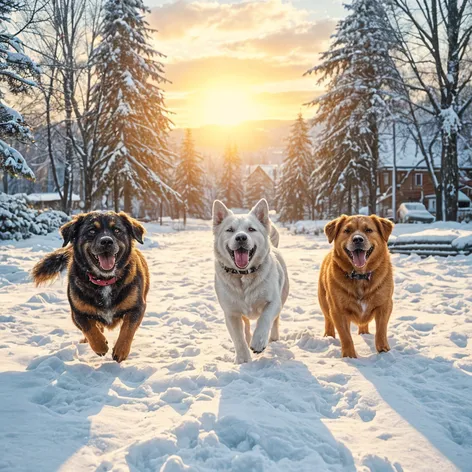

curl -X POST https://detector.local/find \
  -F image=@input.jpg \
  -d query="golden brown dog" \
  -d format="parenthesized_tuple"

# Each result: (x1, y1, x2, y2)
(318, 215, 394, 358)
(32, 211, 149, 362)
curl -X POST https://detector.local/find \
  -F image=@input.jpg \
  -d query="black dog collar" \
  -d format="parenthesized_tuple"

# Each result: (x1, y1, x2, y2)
(220, 262, 260, 275)
(345, 270, 373, 281)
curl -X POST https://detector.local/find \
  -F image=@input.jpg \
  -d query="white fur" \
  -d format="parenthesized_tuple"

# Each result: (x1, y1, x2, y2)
(98, 286, 114, 324)
(212, 199, 289, 364)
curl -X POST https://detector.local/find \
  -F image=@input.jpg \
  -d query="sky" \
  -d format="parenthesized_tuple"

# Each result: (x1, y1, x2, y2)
(146, 0, 345, 128)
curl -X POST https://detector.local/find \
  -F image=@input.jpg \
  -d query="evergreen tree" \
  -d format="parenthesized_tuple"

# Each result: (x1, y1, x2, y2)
(90, 0, 178, 214)
(244, 166, 276, 210)
(276, 114, 313, 223)
(174, 129, 205, 225)
(219, 143, 243, 208)
(244, 169, 267, 210)
(0, 0, 40, 180)
(307, 0, 399, 214)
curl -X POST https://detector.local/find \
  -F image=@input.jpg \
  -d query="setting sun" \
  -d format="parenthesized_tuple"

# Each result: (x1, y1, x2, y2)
(198, 87, 261, 126)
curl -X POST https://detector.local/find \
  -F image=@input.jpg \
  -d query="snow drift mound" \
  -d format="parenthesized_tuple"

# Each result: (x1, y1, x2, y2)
(0, 193, 69, 240)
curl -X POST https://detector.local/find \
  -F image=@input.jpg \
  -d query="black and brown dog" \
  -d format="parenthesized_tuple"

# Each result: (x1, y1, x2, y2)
(32, 211, 150, 362)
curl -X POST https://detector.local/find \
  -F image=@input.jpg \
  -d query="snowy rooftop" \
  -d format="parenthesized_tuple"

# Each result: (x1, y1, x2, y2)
(246, 164, 279, 181)
(379, 135, 472, 169)
(26, 192, 80, 203)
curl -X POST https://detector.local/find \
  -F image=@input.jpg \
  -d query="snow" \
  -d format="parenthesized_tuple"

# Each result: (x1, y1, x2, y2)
(1, 220, 472, 471)
(26, 192, 80, 203)
(392, 228, 471, 245)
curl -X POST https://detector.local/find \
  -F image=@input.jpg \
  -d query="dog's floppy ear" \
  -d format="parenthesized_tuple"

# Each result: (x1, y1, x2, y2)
(60, 214, 85, 247)
(118, 212, 145, 244)
(370, 215, 394, 242)
(212, 200, 232, 226)
(324, 215, 348, 244)
(250, 198, 270, 228)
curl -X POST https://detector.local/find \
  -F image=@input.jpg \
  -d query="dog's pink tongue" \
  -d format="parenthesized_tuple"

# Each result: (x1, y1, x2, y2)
(353, 250, 366, 268)
(98, 254, 116, 270)
(234, 250, 249, 269)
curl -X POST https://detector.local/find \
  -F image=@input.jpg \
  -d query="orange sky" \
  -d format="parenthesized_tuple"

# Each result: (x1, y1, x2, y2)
(147, 0, 343, 128)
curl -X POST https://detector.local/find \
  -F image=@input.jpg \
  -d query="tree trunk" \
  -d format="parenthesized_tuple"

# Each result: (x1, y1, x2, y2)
(368, 121, 379, 215)
(84, 171, 93, 212)
(68, 172, 74, 214)
(183, 206, 187, 227)
(347, 181, 352, 215)
(62, 162, 71, 214)
(114, 176, 120, 212)
(3, 172, 8, 193)
(355, 186, 360, 214)
(159, 200, 163, 226)
(62, 71, 74, 215)
(434, 185, 443, 221)
(441, 131, 459, 221)
(123, 179, 132, 214)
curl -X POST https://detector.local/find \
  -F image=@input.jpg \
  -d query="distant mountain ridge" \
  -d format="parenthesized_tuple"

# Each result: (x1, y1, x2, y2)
(169, 120, 293, 164)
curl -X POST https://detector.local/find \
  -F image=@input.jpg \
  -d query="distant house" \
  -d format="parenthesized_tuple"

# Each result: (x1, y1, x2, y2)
(244, 165, 279, 209)
(376, 138, 472, 220)
(26, 192, 81, 211)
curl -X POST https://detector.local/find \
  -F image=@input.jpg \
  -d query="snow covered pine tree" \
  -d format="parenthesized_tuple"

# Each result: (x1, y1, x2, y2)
(306, 0, 399, 215)
(276, 114, 313, 223)
(175, 129, 205, 225)
(219, 143, 243, 209)
(0, 0, 40, 180)
(90, 0, 178, 214)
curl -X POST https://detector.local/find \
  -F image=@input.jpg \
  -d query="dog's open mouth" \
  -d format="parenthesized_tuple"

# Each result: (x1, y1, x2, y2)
(227, 246, 257, 269)
(345, 246, 374, 269)
(93, 253, 117, 271)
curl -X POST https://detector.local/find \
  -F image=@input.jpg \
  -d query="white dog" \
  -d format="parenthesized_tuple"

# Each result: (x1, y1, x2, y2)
(212, 199, 289, 364)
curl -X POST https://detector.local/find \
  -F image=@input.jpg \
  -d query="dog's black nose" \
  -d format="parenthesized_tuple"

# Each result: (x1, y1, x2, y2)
(100, 236, 114, 247)
(235, 233, 247, 242)
(353, 235, 364, 244)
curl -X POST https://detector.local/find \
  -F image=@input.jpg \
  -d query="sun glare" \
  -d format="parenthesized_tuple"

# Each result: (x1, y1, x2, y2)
(198, 88, 260, 126)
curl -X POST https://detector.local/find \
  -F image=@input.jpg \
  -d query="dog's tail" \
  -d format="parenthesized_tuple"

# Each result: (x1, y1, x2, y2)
(32, 247, 72, 286)
(270, 225, 280, 248)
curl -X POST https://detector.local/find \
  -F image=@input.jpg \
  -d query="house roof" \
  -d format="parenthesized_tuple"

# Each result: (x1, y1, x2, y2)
(246, 164, 279, 182)
(379, 133, 472, 170)
(26, 192, 80, 203)
(424, 190, 471, 202)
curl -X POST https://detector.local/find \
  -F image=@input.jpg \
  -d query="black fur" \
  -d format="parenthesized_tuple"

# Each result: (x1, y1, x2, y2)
(31, 247, 71, 285)
(32, 211, 149, 363)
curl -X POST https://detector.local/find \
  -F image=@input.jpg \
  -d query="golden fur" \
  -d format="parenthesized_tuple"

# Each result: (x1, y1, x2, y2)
(318, 215, 394, 358)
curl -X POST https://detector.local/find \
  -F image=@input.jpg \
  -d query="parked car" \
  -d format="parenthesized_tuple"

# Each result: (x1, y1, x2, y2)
(397, 202, 435, 223)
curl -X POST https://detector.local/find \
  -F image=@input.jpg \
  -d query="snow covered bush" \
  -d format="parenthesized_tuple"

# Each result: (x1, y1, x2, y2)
(288, 220, 324, 236)
(0, 193, 69, 240)
(0, 0, 40, 180)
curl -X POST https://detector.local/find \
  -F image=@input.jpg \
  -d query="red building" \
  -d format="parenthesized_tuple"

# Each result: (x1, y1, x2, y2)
(377, 165, 472, 220)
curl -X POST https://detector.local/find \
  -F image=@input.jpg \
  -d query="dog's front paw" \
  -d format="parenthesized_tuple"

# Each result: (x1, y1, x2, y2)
(341, 346, 357, 358)
(88, 336, 108, 357)
(235, 352, 251, 364)
(376, 341, 390, 353)
(250, 330, 269, 354)
(112, 340, 131, 363)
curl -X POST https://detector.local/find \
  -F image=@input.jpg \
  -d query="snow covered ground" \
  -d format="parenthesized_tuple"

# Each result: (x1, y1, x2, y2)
(1, 219, 472, 471)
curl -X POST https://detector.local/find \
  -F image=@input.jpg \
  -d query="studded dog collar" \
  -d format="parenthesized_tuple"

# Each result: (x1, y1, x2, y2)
(345, 270, 373, 281)
(219, 262, 261, 275)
